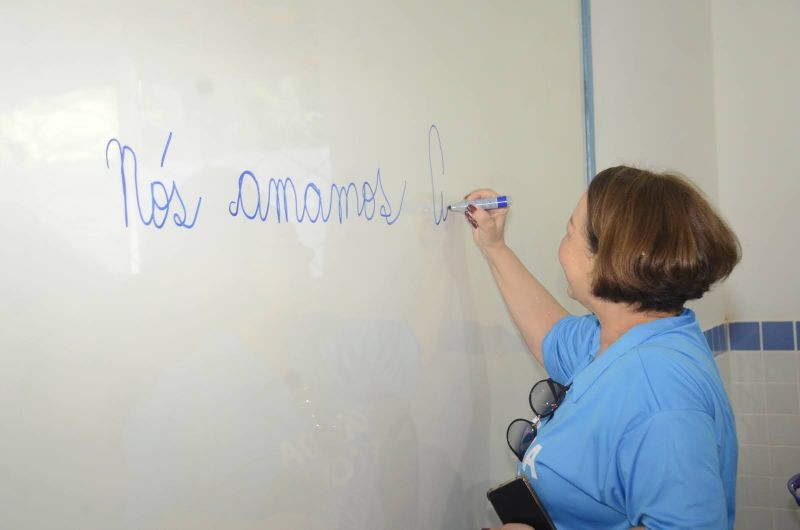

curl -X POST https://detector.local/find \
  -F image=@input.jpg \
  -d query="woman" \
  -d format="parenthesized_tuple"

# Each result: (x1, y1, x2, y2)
(468, 166, 740, 530)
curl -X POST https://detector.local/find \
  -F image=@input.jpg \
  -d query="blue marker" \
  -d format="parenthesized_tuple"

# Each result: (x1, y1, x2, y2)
(447, 195, 511, 213)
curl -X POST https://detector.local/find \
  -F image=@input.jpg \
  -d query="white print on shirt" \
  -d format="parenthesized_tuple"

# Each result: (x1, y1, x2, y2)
(522, 443, 542, 480)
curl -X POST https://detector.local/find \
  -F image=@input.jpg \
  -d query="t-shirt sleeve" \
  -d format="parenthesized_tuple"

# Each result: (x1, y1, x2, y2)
(542, 314, 597, 384)
(615, 410, 728, 530)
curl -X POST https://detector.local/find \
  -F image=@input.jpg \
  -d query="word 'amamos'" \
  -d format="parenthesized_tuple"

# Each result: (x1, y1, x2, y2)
(228, 169, 404, 225)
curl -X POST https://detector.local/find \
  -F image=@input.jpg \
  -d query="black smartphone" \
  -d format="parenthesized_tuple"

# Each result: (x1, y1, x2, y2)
(486, 476, 556, 530)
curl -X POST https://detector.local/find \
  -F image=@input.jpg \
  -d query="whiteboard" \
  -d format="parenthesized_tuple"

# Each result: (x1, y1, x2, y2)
(0, 2, 586, 528)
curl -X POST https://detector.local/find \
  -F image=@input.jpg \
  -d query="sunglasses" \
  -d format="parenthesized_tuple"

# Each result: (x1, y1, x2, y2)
(789, 473, 800, 507)
(506, 378, 571, 461)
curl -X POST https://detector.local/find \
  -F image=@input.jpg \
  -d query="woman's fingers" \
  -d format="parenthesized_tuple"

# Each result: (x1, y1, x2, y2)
(462, 189, 511, 222)
(465, 209, 478, 229)
(460, 188, 510, 250)
(466, 203, 491, 223)
(466, 203, 507, 229)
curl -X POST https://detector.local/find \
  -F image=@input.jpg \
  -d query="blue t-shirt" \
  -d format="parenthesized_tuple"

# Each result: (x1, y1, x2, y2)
(518, 309, 737, 530)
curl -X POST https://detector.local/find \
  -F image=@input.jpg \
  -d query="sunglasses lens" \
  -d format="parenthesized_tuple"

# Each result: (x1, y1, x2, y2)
(789, 474, 800, 505)
(530, 379, 567, 416)
(507, 419, 537, 460)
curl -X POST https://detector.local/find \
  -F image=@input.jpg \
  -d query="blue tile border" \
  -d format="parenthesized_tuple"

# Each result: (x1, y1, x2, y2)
(704, 329, 714, 352)
(704, 319, 800, 355)
(762, 321, 795, 350)
(715, 325, 728, 352)
(729, 322, 761, 351)
(720, 324, 729, 352)
(703, 323, 729, 355)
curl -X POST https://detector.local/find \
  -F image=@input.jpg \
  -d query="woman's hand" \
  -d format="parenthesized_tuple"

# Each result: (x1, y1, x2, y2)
(463, 189, 510, 254)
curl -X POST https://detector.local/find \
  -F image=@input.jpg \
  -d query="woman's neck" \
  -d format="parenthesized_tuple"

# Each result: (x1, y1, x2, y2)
(592, 302, 678, 356)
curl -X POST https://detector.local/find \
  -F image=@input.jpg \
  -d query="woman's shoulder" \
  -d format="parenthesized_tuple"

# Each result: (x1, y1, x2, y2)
(547, 312, 600, 342)
(544, 313, 600, 357)
(628, 338, 723, 413)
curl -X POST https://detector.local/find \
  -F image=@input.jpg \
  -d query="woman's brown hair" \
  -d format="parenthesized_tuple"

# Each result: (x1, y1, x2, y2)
(586, 166, 741, 314)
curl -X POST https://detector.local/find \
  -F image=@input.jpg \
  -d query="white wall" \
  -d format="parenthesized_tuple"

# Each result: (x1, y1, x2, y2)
(591, 0, 800, 325)
(711, 0, 800, 321)
(590, 0, 726, 327)
(708, 6, 800, 525)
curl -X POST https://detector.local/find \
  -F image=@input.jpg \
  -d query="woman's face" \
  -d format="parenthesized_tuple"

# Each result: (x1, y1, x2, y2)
(558, 193, 595, 307)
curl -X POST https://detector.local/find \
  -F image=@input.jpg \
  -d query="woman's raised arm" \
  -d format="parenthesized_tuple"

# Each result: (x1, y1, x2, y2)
(465, 189, 569, 365)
